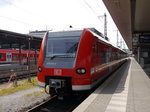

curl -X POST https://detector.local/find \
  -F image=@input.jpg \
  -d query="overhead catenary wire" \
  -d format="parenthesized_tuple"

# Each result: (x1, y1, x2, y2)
(93, 0, 127, 47)
(82, 0, 104, 23)
(83, 0, 115, 37)
(82, 0, 127, 49)
(2, 0, 45, 19)
(1, 0, 47, 30)
(0, 15, 43, 30)
(82, 0, 112, 33)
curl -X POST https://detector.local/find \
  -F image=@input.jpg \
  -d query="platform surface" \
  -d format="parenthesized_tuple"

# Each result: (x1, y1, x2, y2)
(73, 58, 150, 112)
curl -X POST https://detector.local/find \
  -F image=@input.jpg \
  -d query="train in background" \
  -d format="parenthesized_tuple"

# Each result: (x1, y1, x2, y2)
(0, 49, 39, 64)
(37, 28, 128, 97)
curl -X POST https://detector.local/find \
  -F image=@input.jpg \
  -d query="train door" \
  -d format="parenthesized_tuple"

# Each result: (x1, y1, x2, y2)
(108, 48, 112, 72)
(6, 53, 12, 62)
(106, 49, 109, 63)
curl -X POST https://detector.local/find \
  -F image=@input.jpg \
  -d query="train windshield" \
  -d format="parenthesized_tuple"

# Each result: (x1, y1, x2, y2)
(46, 37, 80, 59)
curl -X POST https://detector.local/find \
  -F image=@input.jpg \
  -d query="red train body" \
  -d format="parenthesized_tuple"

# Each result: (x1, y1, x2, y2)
(0, 49, 39, 64)
(37, 28, 127, 96)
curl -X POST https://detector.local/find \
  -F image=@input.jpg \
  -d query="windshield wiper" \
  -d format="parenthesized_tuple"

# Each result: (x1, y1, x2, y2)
(49, 54, 74, 60)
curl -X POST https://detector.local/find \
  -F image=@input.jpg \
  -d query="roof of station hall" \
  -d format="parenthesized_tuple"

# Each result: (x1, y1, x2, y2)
(0, 29, 42, 49)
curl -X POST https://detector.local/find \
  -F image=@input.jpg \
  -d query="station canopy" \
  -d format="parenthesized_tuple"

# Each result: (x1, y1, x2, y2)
(0, 29, 42, 50)
(103, 0, 150, 50)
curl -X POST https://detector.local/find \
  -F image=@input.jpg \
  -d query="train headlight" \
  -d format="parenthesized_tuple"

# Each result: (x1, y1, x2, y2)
(76, 68, 86, 74)
(38, 66, 42, 72)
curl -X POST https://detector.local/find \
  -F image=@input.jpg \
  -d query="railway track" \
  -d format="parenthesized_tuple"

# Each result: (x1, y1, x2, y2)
(0, 72, 37, 84)
(26, 95, 57, 112)
(27, 93, 90, 112)
(0, 64, 37, 83)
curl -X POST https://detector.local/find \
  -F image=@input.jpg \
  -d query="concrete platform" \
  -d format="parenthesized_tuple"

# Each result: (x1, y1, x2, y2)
(73, 57, 150, 112)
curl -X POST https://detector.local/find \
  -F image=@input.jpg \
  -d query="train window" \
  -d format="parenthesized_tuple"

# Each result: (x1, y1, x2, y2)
(115, 53, 117, 60)
(94, 41, 99, 56)
(46, 37, 80, 58)
(112, 52, 115, 61)
(0, 54, 4, 59)
(106, 50, 109, 63)
(117, 53, 119, 59)
(101, 51, 106, 64)
(13, 55, 17, 59)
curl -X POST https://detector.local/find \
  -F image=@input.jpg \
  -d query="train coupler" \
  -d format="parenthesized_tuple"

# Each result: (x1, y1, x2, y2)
(48, 78, 71, 97)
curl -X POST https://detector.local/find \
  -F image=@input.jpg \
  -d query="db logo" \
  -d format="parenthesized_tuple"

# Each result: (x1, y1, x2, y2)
(54, 69, 62, 75)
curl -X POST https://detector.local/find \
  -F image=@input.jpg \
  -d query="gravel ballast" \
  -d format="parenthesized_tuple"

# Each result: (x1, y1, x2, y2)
(0, 87, 50, 112)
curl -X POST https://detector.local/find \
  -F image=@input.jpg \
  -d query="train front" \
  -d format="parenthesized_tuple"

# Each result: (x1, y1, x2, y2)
(37, 29, 92, 97)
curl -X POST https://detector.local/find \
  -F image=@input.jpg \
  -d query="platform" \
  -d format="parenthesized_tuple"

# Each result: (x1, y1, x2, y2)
(73, 57, 150, 112)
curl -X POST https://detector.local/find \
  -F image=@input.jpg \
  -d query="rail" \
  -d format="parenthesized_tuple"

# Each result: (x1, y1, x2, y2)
(26, 95, 57, 112)
(0, 64, 37, 83)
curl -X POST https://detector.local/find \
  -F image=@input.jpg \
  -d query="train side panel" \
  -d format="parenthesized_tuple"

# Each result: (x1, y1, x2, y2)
(37, 32, 48, 87)
(90, 37, 111, 88)
(0, 49, 39, 64)
(72, 29, 94, 90)
(0, 52, 6, 62)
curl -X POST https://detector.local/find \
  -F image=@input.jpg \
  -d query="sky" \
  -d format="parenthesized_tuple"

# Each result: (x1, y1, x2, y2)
(0, 0, 127, 49)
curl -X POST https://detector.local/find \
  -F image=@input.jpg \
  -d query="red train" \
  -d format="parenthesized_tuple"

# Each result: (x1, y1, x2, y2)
(0, 49, 39, 64)
(37, 28, 127, 97)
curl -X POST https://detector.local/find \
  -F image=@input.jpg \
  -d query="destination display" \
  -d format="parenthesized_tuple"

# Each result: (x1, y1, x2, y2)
(139, 35, 150, 43)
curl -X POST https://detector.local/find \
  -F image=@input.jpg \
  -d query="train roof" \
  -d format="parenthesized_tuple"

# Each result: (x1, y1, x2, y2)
(47, 28, 127, 54)
(47, 27, 106, 38)
(48, 28, 83, 38)
(88, 28, 127, 54)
